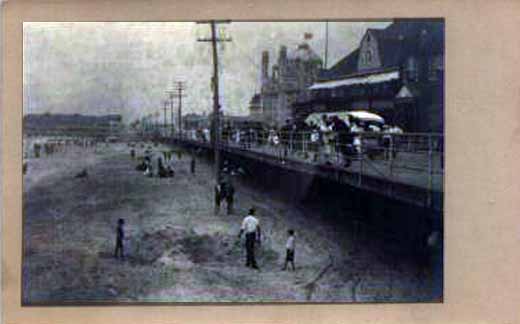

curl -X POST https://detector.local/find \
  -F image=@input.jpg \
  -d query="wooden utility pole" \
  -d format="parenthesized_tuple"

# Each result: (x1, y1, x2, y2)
(163, 100, 168, 136)
(174, 81, 186, 137)
(324, 21, 329, 69)
(166, 90, 175, 136)
(197, 20, 231, 183)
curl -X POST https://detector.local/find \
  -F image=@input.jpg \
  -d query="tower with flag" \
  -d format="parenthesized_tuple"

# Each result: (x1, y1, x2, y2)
(248, 36, 323, 127)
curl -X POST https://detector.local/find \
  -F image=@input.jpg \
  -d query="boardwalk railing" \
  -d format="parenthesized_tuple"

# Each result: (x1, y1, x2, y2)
(176, 130, 444, 196)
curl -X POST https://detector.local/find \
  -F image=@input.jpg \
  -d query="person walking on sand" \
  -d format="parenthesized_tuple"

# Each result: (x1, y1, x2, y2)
(238, 208, 261, 269)
(190, 154, 196, 174)
(282, 229, 296, 271)
(114, 218, 125, 260)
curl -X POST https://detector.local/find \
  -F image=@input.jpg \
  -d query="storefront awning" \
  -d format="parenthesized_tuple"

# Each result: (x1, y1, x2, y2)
(305, 110, 385, 126)
(309, 70, 400, 90)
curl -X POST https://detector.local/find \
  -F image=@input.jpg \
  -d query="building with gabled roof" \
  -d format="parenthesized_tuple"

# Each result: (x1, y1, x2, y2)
(294, 19, 444, 133)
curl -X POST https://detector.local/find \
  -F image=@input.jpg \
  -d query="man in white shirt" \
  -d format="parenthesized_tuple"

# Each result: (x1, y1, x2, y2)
(238, 208, 262, 269)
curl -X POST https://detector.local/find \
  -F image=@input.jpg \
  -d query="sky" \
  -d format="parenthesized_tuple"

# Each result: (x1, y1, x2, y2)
(23, 21, 391, 124)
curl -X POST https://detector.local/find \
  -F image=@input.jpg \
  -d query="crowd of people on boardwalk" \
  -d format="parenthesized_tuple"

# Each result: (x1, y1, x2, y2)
(185, 115, 404, 167)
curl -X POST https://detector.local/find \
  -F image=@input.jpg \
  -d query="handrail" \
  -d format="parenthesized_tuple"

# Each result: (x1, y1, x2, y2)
(173, 130, 444, 194)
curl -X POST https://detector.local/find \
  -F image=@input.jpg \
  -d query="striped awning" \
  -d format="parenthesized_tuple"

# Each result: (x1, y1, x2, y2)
(309, 70, 400, 90)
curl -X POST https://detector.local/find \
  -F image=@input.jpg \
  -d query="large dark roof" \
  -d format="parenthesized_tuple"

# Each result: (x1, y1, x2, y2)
(322, 19, 444, 81)
(320, 48, 359, 80)
(377, 19, 444, 68)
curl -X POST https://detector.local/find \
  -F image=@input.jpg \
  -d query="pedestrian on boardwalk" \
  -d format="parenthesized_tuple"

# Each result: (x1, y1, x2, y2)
(238, 208, 261, 269)
(114, 218, 125, 260)
(282, 229, 296, 271)
(320, 115, 335, 164)
(280, 119, 292, 163)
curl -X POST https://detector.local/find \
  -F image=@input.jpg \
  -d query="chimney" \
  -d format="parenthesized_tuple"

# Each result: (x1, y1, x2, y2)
(262, 51, 269, 80)
(272, 65, 279, 81)
(279, 45, 287, 64)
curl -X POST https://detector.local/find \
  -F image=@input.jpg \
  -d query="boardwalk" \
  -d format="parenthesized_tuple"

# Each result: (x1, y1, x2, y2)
(174, 132, 444, 210)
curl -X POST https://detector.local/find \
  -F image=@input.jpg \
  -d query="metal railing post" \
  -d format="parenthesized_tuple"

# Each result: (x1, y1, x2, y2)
(358, 133, 363, 186)
(427, 134, 433, 207)
(302, 132, 307, 160)
(389, 134, 394, 196)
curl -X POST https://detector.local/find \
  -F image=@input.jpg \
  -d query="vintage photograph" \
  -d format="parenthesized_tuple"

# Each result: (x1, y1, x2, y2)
(22, 19, 444, 303)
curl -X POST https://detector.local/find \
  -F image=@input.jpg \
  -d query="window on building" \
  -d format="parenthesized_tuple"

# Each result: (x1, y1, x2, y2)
(406, 57, 419, 82)
(366, 49, 372, 63)
(428, 58, 437, 81)
(428, 55, 444, 81)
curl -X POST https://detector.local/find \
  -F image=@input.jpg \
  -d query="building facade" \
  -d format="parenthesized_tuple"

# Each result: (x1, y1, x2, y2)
(249, 42, 323, 127)
(293, 19, 444, 133)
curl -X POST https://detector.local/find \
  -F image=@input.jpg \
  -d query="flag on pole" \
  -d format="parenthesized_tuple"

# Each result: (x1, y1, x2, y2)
(304, 32, 313, 40)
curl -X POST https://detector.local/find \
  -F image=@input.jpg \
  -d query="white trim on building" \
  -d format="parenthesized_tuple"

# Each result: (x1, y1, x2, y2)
(309, 70, 400, 90)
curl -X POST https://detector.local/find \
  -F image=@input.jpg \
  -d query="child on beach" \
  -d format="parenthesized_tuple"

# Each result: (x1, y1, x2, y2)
(282, 229, 296, 271)
(114, 218, 125, 260)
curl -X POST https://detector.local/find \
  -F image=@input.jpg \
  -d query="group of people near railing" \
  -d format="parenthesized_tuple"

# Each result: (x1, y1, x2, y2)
(184, 115, 408, 168)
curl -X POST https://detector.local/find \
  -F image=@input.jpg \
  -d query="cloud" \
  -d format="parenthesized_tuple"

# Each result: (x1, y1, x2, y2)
(23, 21, 390, 123)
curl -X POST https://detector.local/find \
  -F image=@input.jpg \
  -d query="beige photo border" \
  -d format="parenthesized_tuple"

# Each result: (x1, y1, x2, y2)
(3, 0, 520, 323)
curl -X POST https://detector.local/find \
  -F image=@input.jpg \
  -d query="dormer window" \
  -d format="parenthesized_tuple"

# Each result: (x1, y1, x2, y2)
(366, 49, 372, 62)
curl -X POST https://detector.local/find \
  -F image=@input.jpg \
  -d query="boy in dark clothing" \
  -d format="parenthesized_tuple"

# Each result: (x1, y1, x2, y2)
(282, 229, 296, 271)
(114, 218, 125, 259)
(214, 179, 235, 215)
(190, 156, 196, 174)
(224, 181, 235, 215)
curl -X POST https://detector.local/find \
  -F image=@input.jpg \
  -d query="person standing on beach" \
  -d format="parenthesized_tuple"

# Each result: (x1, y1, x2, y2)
(282, 229, 296, 271)
(114, 218, 125, 260)
(238, 208, 261, 269)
